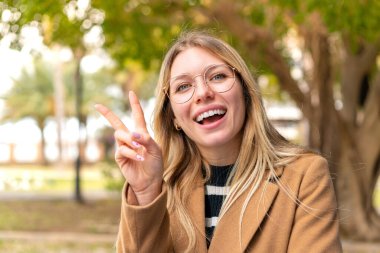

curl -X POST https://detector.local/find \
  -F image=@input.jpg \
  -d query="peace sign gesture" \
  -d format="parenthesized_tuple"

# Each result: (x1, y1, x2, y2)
(95, 91, 163, 205)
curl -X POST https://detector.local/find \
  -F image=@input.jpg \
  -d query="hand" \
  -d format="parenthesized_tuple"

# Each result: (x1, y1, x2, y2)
(95, 91, 163, 205)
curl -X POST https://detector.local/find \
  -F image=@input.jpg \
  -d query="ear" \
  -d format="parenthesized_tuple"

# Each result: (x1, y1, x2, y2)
(173, 118, 181, 131)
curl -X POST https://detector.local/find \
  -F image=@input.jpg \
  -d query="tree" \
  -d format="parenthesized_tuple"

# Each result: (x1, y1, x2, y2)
(65, 64, 120, 157)
(3, 0, 378, 240)
(203, 0, 380, 239)
(2, 58, 55, 164)
(1, 0, 120, 202)
(1, 0, 108, 203)
(92, 0, 380, 240)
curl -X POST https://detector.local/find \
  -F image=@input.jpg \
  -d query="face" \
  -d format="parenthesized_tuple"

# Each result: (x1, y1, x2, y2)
(169, 47, 246, 159)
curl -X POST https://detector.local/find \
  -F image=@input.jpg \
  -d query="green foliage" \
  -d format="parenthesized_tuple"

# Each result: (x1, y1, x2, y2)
(3, 0, 380, 101)
(96, 160, 124, 192)
(82, 68, 121, 115)
(258, 73, 289, 102)
(268, 0, 380, 42)
(102, 166, 124, 192)
(2, 58, 55, 125)
(2, 56, 119, 126)
(1, 0, 104, 50)
(63, 63, 120, 118)
(91, 0, 182, 69)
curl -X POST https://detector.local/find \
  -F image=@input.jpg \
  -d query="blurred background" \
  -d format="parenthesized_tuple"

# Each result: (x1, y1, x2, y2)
(0, 0, 379, 252)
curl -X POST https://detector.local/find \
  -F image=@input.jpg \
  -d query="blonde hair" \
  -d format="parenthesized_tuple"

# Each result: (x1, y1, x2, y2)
(153, 31, 307, 251)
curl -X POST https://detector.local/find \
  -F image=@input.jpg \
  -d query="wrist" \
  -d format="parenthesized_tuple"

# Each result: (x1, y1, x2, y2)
(132, 180, 163, 206)
(126, 185, 139, 205)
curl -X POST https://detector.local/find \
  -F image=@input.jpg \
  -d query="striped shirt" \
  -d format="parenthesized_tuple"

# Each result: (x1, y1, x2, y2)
(205, 164, 233, 247)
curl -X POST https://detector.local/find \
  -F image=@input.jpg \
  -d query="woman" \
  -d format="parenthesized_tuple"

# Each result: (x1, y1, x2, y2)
(95, 31, 342, 253)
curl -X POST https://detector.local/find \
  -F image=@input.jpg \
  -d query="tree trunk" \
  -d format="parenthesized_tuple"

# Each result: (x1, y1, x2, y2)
(317, 36, 380, 239)
(74, 47, 85, 203)
(80, 117, 88, 164)
(37, 119, 48, 165)
(337, 64, 380, 239)
(301, 13, 335, 156)
(53, 52, 65, 165)
(9, 143, 15, 164)
(121, 70, 137, 111)
(336, 138, 380, 240)
(203, 2, 380, 240)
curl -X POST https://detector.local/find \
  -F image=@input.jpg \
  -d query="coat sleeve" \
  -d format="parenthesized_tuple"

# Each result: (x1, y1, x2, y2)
(287, 156, 343, 252)
(116, 183, 174, 253)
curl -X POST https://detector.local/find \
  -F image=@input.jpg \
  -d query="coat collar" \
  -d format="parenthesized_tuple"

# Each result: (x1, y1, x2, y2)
(188, 166, 284, 253)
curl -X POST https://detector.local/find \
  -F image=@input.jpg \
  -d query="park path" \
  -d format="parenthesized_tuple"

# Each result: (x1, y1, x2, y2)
(342, 240, 380, 253)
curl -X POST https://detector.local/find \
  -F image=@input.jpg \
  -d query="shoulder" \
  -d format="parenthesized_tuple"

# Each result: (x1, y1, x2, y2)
(286, 153, 328, 175)
(280, 153, 332, 187)
(279, 154, 337, 210)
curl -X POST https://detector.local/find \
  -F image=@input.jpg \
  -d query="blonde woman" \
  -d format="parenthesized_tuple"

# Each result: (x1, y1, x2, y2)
(95, 31, 342, 253)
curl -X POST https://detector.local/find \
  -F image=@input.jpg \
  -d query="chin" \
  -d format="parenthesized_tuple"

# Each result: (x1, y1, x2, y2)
(197, 135, 237, 149)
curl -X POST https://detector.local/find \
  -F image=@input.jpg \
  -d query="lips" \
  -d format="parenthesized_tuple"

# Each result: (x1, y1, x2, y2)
(195, 109, 226, 125)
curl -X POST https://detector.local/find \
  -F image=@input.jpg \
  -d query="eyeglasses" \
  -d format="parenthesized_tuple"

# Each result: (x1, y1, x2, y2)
(166, 64, 236, 104)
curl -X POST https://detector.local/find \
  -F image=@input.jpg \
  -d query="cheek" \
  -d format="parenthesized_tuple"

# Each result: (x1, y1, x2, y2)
(230, 83, 245, 107)
(170, 102, 190, 124)
(233, 86, 247, 123)
(170, 101, 179, 116)
(239, 106, 246, 127)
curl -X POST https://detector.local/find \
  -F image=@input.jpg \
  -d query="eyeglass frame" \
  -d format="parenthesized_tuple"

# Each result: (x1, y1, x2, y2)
(163, 64, 237, 104)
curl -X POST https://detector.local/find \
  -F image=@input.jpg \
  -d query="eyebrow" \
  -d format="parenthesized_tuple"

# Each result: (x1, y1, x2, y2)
(170, 73, 192, 80)
(170, 64, 221, 81)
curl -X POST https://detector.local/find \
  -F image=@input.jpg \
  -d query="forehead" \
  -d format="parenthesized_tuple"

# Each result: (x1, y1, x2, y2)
(170, 47, 225, 78)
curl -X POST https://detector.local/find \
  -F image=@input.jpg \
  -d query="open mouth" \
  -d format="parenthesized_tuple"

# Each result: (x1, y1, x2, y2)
(195, 109, 226, 125)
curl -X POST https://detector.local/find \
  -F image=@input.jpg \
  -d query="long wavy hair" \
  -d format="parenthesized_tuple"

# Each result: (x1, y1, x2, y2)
(153, 31, 308, 251)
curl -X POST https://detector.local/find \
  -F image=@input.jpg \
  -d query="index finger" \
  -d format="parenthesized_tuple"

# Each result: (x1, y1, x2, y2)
(129, 91, 147, 132)
(94, 104, 128, 132)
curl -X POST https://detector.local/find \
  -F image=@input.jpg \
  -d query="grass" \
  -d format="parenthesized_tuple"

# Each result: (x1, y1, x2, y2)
(0, 164, 379, 253)
(0, 199, 121, 253)
(0, 163, 123, 193)
(0, 199, 121, 233)
(0, 240, 115, 253)
(0, 162, 122, 253)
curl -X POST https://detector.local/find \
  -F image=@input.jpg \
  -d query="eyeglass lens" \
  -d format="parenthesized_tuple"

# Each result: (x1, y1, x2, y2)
(169, 64, 235, 104)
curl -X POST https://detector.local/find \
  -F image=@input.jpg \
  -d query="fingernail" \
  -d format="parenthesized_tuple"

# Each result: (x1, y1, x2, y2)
(136, 154, 144, 161)
(94, 104, 101, 111)
(132, 141, 140, 148)
(132, 132, 141, 139)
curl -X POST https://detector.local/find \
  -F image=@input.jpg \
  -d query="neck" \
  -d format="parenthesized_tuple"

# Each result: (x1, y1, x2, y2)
(198, 136, 242, 166)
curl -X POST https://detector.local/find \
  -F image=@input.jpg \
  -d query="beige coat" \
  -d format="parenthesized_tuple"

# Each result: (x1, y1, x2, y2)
(116, 154, 342, 252)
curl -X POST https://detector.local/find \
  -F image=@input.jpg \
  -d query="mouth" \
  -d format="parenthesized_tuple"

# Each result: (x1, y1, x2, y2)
(195, 109, 226, 125)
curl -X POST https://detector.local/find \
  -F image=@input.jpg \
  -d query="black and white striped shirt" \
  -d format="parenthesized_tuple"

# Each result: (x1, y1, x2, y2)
(205, 164, 233, 247)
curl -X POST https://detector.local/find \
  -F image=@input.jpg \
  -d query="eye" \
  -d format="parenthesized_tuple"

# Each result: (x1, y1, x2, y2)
(175, 82, 193, 93)
(209, 72, 227, 82)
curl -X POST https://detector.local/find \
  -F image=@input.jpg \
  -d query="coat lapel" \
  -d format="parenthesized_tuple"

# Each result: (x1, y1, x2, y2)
(209, 167, 284, 252)
(188, 180, 208, 252)
(171, 179, 208, 252)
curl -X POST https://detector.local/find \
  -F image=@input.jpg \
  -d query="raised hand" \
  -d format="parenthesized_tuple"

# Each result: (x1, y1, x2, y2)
(95, 91, 163, 205)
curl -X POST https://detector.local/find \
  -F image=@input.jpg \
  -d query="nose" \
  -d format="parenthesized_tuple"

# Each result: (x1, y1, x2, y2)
(193, 75, 215, 103)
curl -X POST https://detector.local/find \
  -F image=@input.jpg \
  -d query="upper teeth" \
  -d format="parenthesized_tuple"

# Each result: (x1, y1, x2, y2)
(196, 109, 226, 122)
